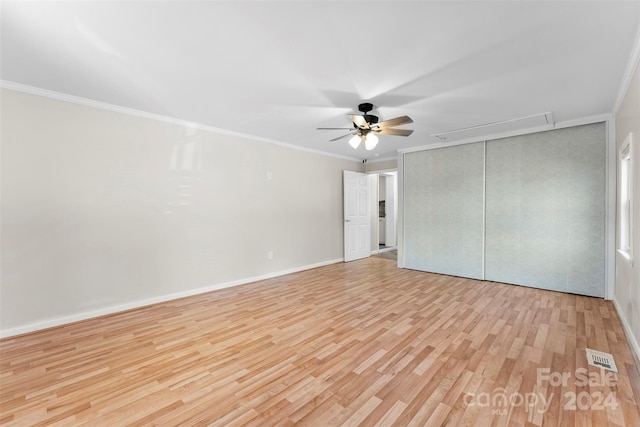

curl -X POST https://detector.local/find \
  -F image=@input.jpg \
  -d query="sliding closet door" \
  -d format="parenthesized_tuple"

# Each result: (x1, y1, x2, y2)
(404, 142, 485, 279)
(484, 123, 606, 297)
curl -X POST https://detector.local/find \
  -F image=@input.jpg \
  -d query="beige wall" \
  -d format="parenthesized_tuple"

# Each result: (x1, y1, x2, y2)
(0, 89, 362, 336)
(615, 59, 640, 358)
(365, 158, 397, 173)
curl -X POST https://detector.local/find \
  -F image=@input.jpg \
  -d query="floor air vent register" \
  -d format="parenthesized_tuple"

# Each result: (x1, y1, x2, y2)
(586, 348, 618, 372)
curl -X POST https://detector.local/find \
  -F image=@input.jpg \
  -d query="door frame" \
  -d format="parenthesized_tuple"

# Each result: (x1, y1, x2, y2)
(368, 170, 398, 255)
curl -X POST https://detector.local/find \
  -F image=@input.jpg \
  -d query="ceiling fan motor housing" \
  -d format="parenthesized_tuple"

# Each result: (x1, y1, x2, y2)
(363, 114, 378, 124)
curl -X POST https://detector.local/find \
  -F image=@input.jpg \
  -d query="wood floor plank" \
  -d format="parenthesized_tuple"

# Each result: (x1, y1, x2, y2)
(1, 256, 639, 426)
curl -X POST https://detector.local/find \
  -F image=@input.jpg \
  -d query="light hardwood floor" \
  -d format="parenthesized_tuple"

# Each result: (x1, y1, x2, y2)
(1, 257, 639, 426)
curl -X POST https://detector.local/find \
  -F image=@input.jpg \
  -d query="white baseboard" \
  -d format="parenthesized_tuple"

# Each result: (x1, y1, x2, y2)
(0, 258, 343, 339)
(378, 246, 397, 253)
(371, 247, 397, 255)
(613, 298, 640, 364)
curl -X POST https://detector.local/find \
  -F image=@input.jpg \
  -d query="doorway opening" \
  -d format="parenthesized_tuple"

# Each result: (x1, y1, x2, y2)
(368, 171, 397, 255)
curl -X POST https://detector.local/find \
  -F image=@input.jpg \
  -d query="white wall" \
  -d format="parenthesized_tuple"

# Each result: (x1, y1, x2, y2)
(0, 88, 363, 336)
(615, 58, 640, 359)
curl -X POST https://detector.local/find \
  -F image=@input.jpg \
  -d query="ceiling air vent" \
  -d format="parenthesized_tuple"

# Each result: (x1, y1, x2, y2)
(586, 348, 618, 372)
(432, 112, 554, 143)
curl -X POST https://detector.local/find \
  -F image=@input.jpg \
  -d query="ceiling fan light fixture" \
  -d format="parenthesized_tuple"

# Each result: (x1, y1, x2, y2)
(318, 103, 413, 150)
(348, 134, 361, 149)
(364, 133, 378, 150)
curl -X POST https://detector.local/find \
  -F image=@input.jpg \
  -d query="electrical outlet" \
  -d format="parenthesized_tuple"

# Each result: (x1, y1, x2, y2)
(268, 251, 273, 259)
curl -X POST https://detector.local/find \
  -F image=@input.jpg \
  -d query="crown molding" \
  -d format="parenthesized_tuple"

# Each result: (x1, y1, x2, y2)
(613, 24, 640, 115)
(0, 80, 361, 163)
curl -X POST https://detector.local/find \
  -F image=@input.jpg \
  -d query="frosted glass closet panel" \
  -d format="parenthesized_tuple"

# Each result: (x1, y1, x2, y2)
(484, 123, 606, 297)
(404, 142, 484, 279)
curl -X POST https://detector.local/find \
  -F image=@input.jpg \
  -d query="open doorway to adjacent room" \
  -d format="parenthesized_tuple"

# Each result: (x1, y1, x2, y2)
(368, 171, 397, 256)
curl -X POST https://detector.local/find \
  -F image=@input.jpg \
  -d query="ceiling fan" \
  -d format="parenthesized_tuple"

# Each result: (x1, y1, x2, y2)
(317, 103, 414, 150)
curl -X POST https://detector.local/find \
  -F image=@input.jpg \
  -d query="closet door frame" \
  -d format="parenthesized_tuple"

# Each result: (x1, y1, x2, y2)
(397, 118, 615, 300)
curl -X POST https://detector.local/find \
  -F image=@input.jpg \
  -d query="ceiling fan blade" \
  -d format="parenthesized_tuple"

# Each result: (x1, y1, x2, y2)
(329, 132, 356, 142)
(373, 128, 414, 136)
(372, 115, 413, 129)
(317, 127, 353, 130)
(349, 114, 369, 129)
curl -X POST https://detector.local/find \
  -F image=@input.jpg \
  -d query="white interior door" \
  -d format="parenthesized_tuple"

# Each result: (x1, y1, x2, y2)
(344, 171, 370, 262)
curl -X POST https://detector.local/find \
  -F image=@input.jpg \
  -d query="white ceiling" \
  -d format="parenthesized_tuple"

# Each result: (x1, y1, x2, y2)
(2, 1, 639, 161)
